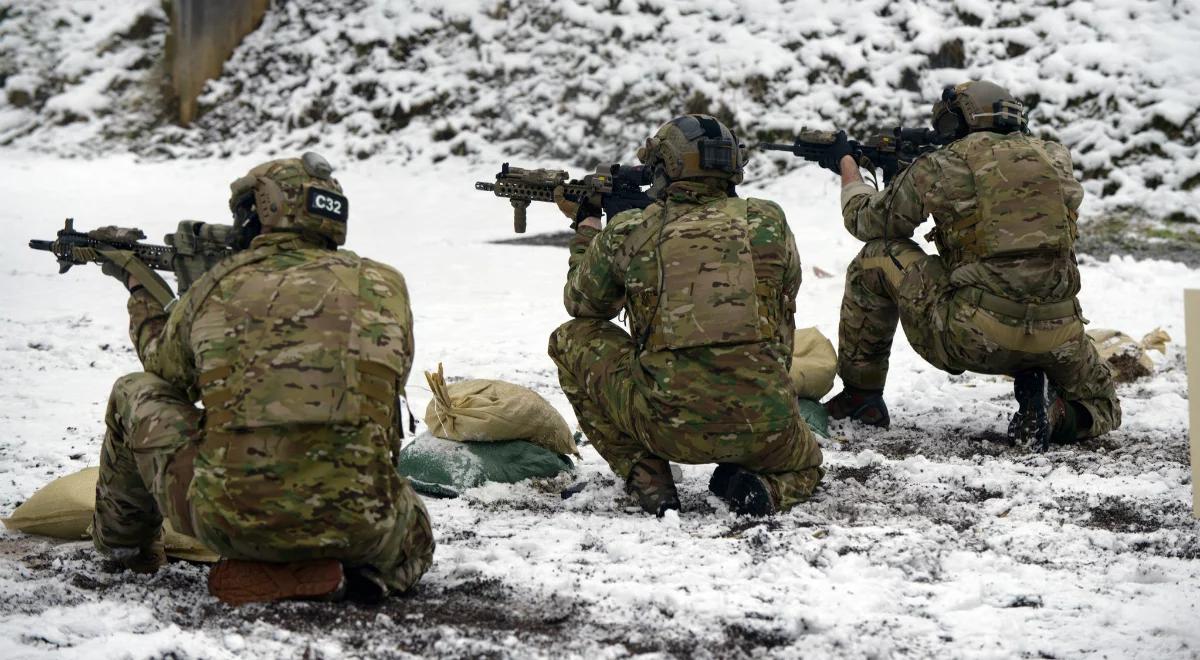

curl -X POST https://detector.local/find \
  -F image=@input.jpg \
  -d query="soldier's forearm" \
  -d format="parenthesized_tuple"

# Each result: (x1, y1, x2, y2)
(839, 155, 862, 186)
(127, 288, 168, 364)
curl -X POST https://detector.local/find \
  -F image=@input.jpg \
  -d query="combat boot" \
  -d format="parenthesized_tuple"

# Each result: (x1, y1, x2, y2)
(625, 456, 681, 517)
(1048, 396, 1090, 445)
(344, 566, 389, 604)
(1009, 370, 1050, 450)
(108, 543, 166, 574)
(207, 558, 346, 606)
(825, 387, 890, 428)
(707, 463, 739, 499)
(724, 468, 779, 517)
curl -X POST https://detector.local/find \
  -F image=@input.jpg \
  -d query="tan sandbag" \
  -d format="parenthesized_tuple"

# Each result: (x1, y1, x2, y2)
(161, 526, 219, 562)
(790, 327, 838, 400)
(424, 364, 577, 456)
(1087, 327, 1171, 383)
(1, 467, 219, 562)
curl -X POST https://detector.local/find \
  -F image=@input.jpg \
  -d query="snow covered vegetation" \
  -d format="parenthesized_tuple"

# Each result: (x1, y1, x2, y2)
(1, 0, 1198, 658)
(2, 0, 1199, 221)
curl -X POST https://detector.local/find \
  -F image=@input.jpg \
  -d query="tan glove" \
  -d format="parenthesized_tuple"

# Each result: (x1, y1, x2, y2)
(554, 185, 602, 228)
(553, 185, 580, 221)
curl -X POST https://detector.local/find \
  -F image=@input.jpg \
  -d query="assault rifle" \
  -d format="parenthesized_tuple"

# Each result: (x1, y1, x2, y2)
(476, 162, 653, 232)
(29, 218, 238, 306)
(759, 127, 949, 185)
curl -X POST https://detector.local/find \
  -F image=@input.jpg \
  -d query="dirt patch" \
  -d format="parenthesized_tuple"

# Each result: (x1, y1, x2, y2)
(963, 485, 1005, 502)
(231, 577, 582, 654)
(723, 620, 799, 652)
(832, 464, 881, 484)
(1084, 497, 1163, 534)
(3, 536, 822, 657)
(1076, 213, 1200, 267)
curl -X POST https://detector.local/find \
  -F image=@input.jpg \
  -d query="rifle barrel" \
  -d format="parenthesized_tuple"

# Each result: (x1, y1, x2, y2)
(475, 182, 496, 191)
(29, 240, 53, 251)
(757, 143, 799, 152)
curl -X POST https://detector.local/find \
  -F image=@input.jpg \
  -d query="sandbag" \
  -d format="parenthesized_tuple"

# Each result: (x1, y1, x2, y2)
(424, 364, 577, 456)
(1, 467, 219, 562)
(1087, 328, 1171, 383)
(790, 327, 838, 400)
(798, 398, 831, 439)
(398, 431, 574, 498)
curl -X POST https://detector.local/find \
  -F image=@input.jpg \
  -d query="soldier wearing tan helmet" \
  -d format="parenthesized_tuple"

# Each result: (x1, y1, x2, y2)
(824, 80, 1121, 447)
(91, 153, 434, 604)
(548, 115, 824, 517)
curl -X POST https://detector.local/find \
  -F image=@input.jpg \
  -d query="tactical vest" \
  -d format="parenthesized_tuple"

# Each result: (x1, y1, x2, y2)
(938, 133, 1077, 268)
(177, 237, 407, 432)
(634, 198, 774, 353)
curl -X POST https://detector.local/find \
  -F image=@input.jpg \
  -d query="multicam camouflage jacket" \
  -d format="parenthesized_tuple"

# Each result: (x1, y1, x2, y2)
(842, 131, 1085, 305)
(124, 231, 417, 552)
(564, 180, 803, 434)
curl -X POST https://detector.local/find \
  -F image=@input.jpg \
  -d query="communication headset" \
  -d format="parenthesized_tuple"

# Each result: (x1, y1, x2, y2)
(933, 85, 969, 141)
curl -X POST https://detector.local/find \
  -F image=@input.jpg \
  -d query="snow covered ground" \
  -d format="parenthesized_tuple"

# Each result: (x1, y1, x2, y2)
(0, 150, 1197, 658)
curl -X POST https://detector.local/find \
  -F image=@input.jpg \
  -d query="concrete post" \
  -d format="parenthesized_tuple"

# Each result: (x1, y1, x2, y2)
(168, 0, 271, 125)
(1186, 290, 1200, 517)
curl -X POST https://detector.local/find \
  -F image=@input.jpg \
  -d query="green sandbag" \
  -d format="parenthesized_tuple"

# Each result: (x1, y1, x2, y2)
(398, 431, 574, 498)
(798, 398, 830, 439)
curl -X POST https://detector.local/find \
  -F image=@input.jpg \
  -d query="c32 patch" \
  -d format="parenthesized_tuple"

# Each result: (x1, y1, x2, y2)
(306, 187, 349, 223)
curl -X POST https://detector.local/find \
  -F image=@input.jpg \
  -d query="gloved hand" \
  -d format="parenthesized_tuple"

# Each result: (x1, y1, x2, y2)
(553, 185, 603, 229)
(86, 248, 175, 308)
(98, 250, 140, 290)
(823, 130, 856, 175)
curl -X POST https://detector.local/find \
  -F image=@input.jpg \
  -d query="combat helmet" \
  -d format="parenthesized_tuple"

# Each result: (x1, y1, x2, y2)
(228, 152, 349, 247)
(931, 80, 1028, 141)
(636, 114, 744, 197)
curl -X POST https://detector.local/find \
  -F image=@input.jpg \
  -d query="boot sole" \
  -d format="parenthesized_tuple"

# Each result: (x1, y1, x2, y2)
(1010, 370, 1050, 450)
(725, 469, 777, 517)
(708, 463, 738, 498)
(824, 395, 891, 428)
(208, 558, 345, 606)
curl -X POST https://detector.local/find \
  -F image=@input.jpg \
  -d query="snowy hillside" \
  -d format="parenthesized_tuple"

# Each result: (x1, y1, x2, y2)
(0, 152, 1198, 658)
(1, 0, 1198, 222)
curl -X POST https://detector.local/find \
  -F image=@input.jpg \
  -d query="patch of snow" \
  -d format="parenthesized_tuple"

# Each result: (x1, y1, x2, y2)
(0, 152, 1196, 656)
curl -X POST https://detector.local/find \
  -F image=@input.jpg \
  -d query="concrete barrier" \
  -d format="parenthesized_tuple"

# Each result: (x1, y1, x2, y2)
(1188, 290, 1200, 517)
(167, 0, 271, 125)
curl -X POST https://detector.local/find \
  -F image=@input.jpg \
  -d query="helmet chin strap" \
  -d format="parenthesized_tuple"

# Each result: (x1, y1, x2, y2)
(648, 165, 671, 199)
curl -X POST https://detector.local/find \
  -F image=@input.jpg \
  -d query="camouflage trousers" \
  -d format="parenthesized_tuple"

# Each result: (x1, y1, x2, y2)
(93, 372, 434, 592)
(548, 319, 823, 511)
(837, 239, 1121, 437)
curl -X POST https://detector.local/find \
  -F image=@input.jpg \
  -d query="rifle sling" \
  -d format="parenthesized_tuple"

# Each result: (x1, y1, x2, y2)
(96, 247, 176, 310)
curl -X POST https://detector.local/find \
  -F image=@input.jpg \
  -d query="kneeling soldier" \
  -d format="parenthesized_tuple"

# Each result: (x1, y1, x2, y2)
(826, 81, 1120, 446)
(92, 154, 434, 604)
(548, 115, 824, 516)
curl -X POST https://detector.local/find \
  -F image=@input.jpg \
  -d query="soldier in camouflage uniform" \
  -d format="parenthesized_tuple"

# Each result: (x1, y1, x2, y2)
(92, 153, 434, 604)
(547, 115, 824, 517)
(825, 81, 1120, 445)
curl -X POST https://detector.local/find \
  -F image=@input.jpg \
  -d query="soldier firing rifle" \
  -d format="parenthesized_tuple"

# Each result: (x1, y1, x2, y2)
(760, 126, 949, 186)
(476, 162, 653, 232)
(29, 218, 240, 308)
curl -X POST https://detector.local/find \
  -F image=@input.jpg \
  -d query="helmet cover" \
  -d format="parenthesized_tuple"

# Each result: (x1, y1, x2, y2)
(228, 152, 348, 246)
